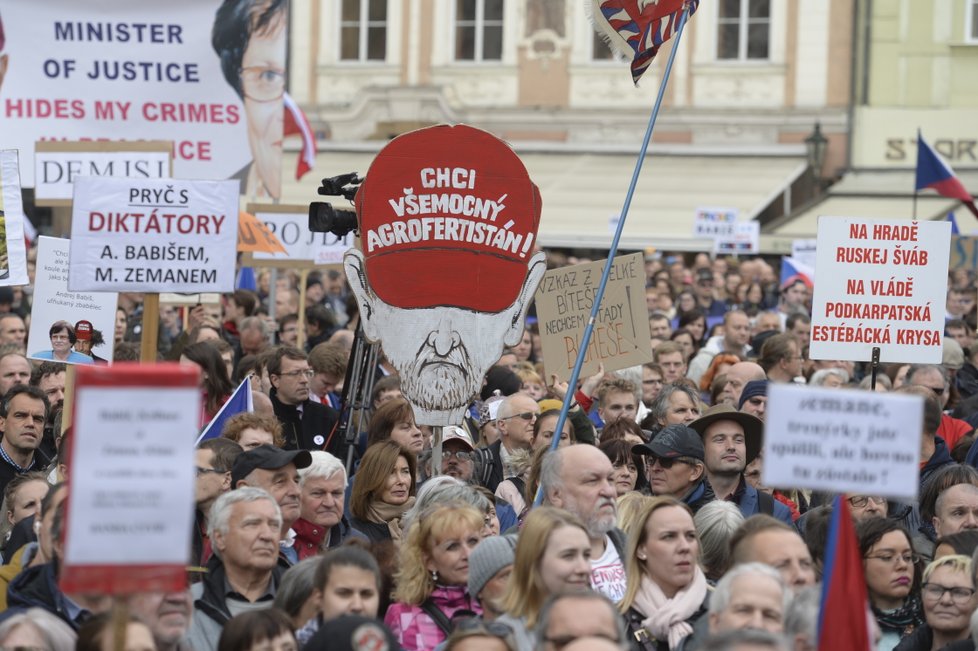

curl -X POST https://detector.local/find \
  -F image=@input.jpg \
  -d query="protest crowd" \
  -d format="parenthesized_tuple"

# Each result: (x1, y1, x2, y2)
(0, 244, 975, 651)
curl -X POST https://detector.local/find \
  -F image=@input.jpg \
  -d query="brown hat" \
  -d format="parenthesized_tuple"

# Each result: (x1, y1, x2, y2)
(688, 404, 763, 463)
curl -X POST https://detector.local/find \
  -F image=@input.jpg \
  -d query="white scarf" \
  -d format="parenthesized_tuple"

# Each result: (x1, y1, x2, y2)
(630, 567, 708, 649)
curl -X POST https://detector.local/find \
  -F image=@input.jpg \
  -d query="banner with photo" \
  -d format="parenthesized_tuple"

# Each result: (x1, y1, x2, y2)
(0, 151, 32, 286)
(0, 0, 287, 199)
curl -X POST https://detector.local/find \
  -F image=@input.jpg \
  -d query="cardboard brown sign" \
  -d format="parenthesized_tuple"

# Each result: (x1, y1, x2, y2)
(535, 252, 652, 381)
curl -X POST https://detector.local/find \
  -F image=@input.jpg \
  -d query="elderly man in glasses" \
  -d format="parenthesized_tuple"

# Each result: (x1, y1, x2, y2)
(484, 392, 539, 492)
(268, 346, 343, 456)
(633, 424, 714, 514)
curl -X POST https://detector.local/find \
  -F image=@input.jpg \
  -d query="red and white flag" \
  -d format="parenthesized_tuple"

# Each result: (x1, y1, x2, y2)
(284, 92, 317, 181)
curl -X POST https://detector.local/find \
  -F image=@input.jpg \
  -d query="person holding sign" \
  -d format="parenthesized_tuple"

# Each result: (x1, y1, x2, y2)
(30, 321, 92, 364)
(688, 406, 792, 524)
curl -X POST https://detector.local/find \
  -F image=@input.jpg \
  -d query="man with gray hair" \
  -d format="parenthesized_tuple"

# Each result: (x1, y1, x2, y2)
(907, 363, 972, 450)
(541, 445, 627, 601)
(293, 450, 364, 559)
(808, 368, 849, 389)
(700, 629, 790, 651)
(486, 392, 539, 491)
(535, 591, 628, 651)
(708, 563, 790, 635)
(188, 487, 287, 651)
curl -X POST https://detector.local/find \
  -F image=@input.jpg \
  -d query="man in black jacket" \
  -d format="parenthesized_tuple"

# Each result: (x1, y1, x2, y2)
(268, 346, 343, 459)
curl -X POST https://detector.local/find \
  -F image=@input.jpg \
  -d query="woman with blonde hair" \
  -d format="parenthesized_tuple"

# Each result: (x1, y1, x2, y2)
(497, 507, 592, 651)
(620, 497, 709, 650)
(348, 441, 417, 544)
(384, 502, 485, 651)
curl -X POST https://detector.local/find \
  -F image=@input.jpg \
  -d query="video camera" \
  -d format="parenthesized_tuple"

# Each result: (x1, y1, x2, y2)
(308, 172, 362, 237)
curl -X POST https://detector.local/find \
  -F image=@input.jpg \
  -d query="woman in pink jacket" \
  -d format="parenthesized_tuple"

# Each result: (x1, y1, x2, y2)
(384, 502, 485, 650)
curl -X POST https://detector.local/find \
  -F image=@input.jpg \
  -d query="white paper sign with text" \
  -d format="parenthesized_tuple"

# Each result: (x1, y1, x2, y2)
(693, 207, 738, 239)
(35, 146, 172, 202)
(714, 221, 759, 254)
(68, 177, 239, 292)
(809, 217, 951, 364)
(251, 206, 354, 266)
(763, 384, 922, 501)
(0, 151, 32, 286)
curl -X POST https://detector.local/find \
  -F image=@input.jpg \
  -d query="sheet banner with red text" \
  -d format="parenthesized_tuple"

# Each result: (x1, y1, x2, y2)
(0, 1, 286, 199)
(809, 217, 951, 364)
(0, 151, 30, 286)
(535, 252, 652, 382)
(60, 363, 199, 595)
(68, 177, 239, 292)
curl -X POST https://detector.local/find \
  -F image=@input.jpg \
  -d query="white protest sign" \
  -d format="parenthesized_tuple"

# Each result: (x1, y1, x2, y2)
(61, 364, 199, 594)
(791, 239, 818, 271)
(693, 207, 738, 239)
(68, 177, 239, 293)
(34, 141, 172, 204)
(810, 217, 951, 364)
(714, 221, 759, 254)
(249, 204, 354, 267)
(28, 237, 118, 365)
(0, 151, 32, 286)
(763, 383, 922, 501)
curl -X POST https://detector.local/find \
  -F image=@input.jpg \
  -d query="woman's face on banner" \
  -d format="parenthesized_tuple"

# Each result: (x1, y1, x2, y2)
(240, 18, 286, 199)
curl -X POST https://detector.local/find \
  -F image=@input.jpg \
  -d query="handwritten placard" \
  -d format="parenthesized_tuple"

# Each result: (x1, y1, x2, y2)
(534, 252, 651, 381)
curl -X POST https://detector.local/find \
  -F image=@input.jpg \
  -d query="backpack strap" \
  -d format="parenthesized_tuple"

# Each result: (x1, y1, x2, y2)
(420, 598, 453, 636)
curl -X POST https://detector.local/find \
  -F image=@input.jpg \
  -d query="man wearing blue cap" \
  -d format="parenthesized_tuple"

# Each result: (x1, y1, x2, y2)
(738, 379, 768, 421)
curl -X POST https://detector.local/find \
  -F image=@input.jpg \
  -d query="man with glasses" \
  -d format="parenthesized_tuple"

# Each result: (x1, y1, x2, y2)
(439, 426, 477, 483)
(907, 364, 972, 451)
(212, 0, 287, 200)
(633, 423, 714, 513)
(193, 438, 243, 566)
(484, 392, 539, 492)
(848, 494, 888, 522)
(268, 346, 342, 457)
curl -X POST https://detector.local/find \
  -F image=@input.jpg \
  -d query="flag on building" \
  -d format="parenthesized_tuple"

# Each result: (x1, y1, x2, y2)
(589, 0, 698, 84)
(916, 132, 978, 219)
(284, 92, 317, 181)
(196, 377, 254, 444)
(818, 496, 871, 651)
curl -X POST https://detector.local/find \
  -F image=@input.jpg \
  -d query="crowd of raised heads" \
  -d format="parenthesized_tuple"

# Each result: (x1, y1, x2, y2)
(0, 249, 975, 651)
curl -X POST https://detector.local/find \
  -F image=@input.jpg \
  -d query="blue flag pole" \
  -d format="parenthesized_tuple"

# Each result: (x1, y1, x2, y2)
(534, 2, 694, 507)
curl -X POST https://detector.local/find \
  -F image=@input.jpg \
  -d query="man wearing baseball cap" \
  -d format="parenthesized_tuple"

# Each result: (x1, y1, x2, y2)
(633, 424, 714, 513)
(439, 425, 477, 483)
(688, 405, 792, 524)
(72, 320, 108, 364)
(232, 445, 312, 565)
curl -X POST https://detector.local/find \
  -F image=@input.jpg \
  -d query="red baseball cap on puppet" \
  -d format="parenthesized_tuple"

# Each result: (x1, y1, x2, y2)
(74, 320, 93, 341)
(356, 124, 541, 313)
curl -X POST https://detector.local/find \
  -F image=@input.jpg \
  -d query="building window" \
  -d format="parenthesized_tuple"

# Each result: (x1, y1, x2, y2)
(455, 0, 504, 61)
(592, 32, 615, 60)
(969, 0, 978, 41)
(340, 0, 387, 61)
(716, 0, 770, 60)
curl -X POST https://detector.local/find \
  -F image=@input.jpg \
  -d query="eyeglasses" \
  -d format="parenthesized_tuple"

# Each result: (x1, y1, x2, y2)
(648, 456, 698, 470)
(453, 617, 513, 638)
(195, 467, 225, 477)
(922, 582, 976, 604)
(865, 552, 918, 565)
(277, 369, 315, 379)
(443, 450, 474, 461)
(848, 495, 886, 508)
(239, 66, 286, 102)
(499, 411, 537, 422)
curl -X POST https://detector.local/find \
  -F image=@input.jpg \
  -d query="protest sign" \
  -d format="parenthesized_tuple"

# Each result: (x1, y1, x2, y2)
(344, 124, 546, 425)
(1, 0, 287, 199)
(791, 239, 818, 271)
(763, 383, 922, 501)
(0, 151, 32, 286)
(28, 237, 118, 365)
(535, 252, 652, 381)
(809, 217, 951, 364)
(34, 140, 173, 206)
(68, 177, 239, 293)
(245, 204, 354, 268)
(714, 221, 759, 254)
(693, 207, 738, 239)
(60, 363, 200, 594)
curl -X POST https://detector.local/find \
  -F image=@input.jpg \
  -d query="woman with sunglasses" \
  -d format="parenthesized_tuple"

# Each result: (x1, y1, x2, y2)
(619, 497, 709, 651)
(634, 425, 713, 514)
(857, 518, 923, 650)
(385, 503, 485, 651)
(893, 555, 977, 651)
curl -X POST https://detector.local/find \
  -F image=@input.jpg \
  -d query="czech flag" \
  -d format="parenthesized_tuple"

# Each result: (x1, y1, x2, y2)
(818, 496, 871, 651)
(589, 0, 698, 85)
(196, 377, 254, 444)
(779, 256, 814, 290)
(284, 92, 317, 181)
(916, 131, 978, 219)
